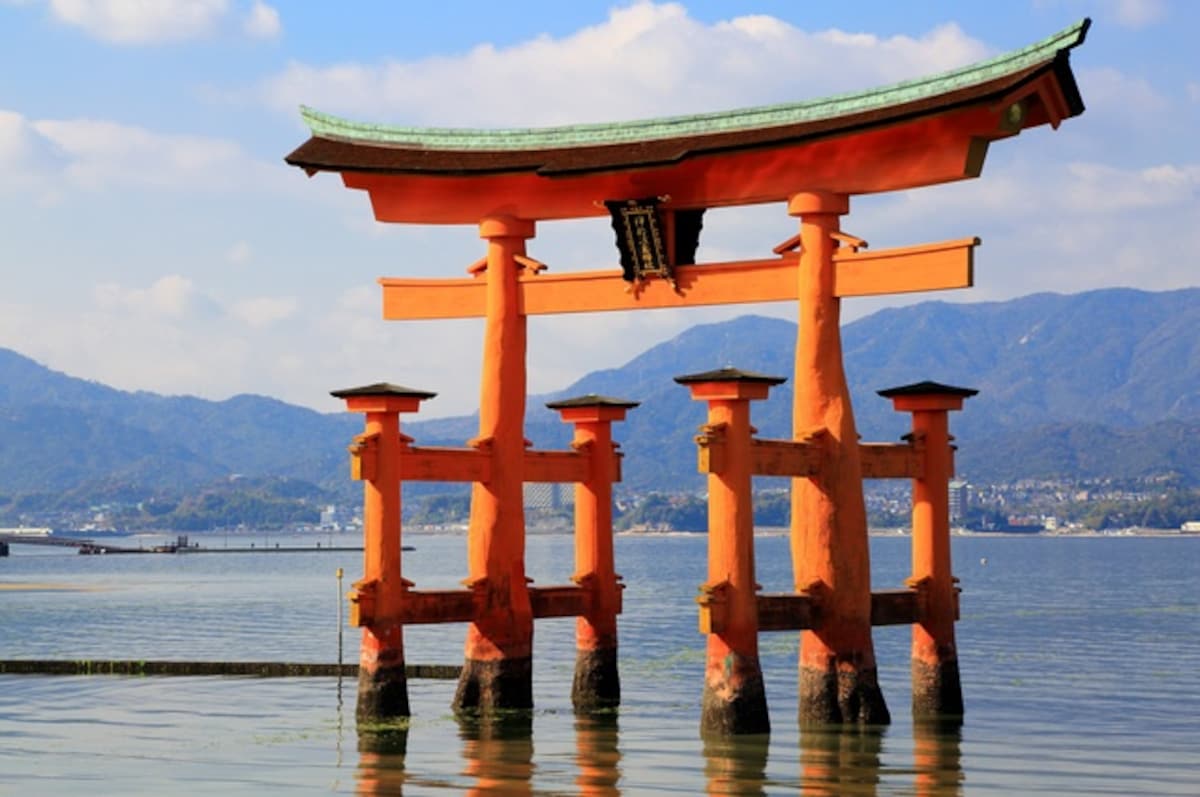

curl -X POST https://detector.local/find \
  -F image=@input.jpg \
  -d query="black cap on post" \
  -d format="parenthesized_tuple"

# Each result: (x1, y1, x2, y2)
(673, 367, 787, 386)
(330, 382, 437, 400)
(876, 380, 977, 399)
(545, 394, 640, 410)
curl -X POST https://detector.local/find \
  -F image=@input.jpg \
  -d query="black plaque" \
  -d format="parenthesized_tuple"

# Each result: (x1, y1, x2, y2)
(605, 198, 675, 288)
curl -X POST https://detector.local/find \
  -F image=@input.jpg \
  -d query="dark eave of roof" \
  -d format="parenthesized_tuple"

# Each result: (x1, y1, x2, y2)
(285, 21, 1088, 180)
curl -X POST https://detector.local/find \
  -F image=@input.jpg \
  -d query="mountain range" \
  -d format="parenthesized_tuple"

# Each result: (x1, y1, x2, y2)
(1, 286, 1198, 518)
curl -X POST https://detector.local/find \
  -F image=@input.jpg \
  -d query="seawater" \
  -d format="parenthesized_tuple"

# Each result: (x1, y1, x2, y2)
(1, 532, 1197, 795)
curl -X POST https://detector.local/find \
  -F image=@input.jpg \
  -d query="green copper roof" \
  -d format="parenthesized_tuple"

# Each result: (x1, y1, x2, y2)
(299, 19, 1089, 152)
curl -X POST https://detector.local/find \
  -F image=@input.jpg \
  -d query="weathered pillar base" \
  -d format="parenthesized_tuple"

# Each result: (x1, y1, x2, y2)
(356, 663, 410, 723)
(572, 647, 620, 712)
(912, 656, 964, 720)
(799, 664, 890, 726)
(701, 654, 770, 736)
(452, 656, 534, 713)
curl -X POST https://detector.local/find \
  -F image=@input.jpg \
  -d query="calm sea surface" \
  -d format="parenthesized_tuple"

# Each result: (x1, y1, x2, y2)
(1, 531, 1197, 795)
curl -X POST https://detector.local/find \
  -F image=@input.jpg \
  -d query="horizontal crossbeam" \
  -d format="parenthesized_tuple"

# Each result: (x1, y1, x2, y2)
(380, 238, 979, 320)
(756, 589, 921, 631)
(858, 443, 922, 479)
(398, 446, 491, 482)
(395, 588, 475, 624)
(386, 446, 618, 484)
(697, 432, 920, 480)
(392, 584, 604, 625)
(756, 592, 820, 631)
(699, 589, 932, 634)
(523, 450, 590, 483)
(752, 439, 821, 477)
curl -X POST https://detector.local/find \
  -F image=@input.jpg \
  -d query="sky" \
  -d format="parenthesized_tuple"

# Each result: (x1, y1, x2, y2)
(1, 0, 1196, 418)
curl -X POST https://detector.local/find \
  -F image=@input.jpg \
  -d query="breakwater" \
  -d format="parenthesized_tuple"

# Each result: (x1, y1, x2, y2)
(0, 660, 459, 678)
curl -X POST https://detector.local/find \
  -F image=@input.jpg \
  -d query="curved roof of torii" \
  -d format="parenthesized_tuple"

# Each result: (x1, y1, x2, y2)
(285, 19, 1089, 224)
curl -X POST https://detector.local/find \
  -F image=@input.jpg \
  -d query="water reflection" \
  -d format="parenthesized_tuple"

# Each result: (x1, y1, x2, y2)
(457, 712, 535, 795)
(356, 722, 410, 795)
(799, 725, 884, 796)
(575, 713, 622, 795)
(703, 733, 770, 796)
(913, 720, 964, 797)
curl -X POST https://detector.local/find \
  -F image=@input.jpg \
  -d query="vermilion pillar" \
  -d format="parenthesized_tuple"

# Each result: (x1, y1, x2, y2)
(788, 192, 889, 725)
(454, 215, 537, 713)
(880, 381, 976, 720)
(331, 382, 435, 721)
(547, 394, 638, 712)
(677, 367, 784, 735)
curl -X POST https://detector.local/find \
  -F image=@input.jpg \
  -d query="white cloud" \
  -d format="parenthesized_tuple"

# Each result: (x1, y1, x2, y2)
(47, 0, 228, 43)
(35, 118, 240, 189)
(242, 0, 278, 38)
(226, 240, 252, 264)
(0, 111, 286, 193)
(1107, 0, 1167, 28)
(844, 151, 1200, 308)
(865, 157, 1199, 234)
(231, 295, 298, 327)
(0, 109, 70, 201)
(1188, 82, 1200, 103)
(259, 3, 988, 126)
(1078, 67, 1169, 118)
(95, 274, 205, 318)
(1059, 162, 1199, 214)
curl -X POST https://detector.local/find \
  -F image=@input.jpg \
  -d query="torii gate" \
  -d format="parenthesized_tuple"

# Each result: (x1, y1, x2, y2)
(287, 20, 1089, 730)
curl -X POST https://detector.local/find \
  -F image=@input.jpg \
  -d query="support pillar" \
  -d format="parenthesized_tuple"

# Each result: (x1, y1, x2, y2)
(788, 192, 889, 725)
(547, 395, 638, 712)
(677, 367, 784, 736)
(880, 381, 976, 720)
(332, 382, 436, 722)
(454, 215, 538, 713)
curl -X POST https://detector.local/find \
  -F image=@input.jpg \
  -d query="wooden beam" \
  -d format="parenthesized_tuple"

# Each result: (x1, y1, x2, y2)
(379, 237, 979, 320)
(751, 589, 923, 632)
(341, 106, 1006, 224)
(706, 437, 922, 479)
(394, 446, 622, 484)
(523, 449, 591, 483)
(870, 589, 922, 626)
(381, 257, 796, 320)
(757, 593, 820, 632)
(858, 442, 922, 479)
(529, 584, 592, 618)
(834, 237, 977, 298)
(395, 589, 475, 625)
(392, 584, 603, 624)
(399, 446, 491, 482)
(751, 439, 821, 477)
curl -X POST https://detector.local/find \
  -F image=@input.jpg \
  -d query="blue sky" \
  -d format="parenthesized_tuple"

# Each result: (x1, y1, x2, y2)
(1, 1, 1196, 417)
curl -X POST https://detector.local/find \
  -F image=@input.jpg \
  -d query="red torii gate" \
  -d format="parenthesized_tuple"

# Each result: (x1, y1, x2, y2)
(287, 19, 1089, 732)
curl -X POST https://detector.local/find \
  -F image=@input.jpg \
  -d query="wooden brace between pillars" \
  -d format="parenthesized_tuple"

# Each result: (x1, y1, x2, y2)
(695, 426, 924, 480)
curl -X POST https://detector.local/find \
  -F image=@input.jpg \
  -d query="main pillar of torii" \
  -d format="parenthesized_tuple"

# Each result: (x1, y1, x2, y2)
(286, 19, 1089, 721)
